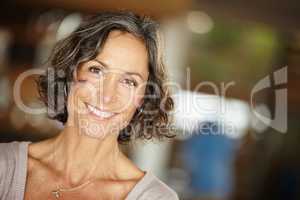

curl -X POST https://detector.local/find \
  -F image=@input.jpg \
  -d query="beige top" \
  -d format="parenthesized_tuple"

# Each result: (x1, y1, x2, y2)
(0, 141, 179, 200)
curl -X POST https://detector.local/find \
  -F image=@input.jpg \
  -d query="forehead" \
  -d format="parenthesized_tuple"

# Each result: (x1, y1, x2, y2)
(95, 30, 149, 79)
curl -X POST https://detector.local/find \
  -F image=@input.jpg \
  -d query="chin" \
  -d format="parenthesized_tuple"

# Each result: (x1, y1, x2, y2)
(82, 129, 108, 139)
(76, 114, 126, 140)
(77, 118, 110, 139)
(73, 102, 134, 139)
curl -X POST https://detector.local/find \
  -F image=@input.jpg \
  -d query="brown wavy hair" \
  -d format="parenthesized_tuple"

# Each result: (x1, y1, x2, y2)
(37, 10, 175, 144)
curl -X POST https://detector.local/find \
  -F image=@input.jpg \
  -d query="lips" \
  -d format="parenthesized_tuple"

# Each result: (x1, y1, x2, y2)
(85, 103, 118, 120)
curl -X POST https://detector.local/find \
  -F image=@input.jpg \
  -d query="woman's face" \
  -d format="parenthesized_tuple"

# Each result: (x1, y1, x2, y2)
(67, 30, 149, 139)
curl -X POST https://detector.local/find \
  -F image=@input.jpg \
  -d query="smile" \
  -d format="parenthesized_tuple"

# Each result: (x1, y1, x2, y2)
(85, 103, 117, 120)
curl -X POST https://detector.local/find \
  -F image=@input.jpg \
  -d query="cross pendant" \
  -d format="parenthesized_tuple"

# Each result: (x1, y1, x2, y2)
(52, 189, 61, 199)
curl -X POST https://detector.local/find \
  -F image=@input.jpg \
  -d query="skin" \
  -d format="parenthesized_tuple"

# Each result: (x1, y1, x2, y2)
(24, 30, 150, 200)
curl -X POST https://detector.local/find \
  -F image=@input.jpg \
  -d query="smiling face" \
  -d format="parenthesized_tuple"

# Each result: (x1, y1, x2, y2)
(67, 30, 149, 139)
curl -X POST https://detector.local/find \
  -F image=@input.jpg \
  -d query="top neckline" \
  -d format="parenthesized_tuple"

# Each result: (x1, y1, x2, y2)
(20, 141, 154, 200)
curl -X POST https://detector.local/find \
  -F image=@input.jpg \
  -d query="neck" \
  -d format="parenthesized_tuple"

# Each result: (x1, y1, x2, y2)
(51, 125, 123, 186)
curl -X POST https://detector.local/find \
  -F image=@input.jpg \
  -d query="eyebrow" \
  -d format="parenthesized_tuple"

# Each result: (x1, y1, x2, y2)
(93, 59, 145, 81)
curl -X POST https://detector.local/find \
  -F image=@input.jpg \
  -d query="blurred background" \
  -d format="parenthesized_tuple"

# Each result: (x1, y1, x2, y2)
(0, 0, 299, 199)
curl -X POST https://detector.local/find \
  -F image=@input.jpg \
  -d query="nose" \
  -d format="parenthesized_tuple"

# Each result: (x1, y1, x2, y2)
(99, 73, 118, 104)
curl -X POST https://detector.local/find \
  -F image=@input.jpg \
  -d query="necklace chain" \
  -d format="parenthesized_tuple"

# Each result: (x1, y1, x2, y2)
(52, 180, 92, 199)
(51, 140, 97, 199)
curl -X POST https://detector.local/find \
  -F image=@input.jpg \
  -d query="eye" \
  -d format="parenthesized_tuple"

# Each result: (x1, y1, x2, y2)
(88, 66, 104, 75)
(122, 78, 138, 87)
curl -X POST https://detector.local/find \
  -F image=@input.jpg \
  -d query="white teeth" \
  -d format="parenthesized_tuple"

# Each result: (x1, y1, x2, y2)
(87, 104, 115, 119)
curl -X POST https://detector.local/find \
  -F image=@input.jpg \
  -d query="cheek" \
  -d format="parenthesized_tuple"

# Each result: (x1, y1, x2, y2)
(122, 90, 144, 109)
(119, 95, 143, 121)
(67, 83, 96, 112)
(133, 94, 144, 107)
(126, 86, 145, 107)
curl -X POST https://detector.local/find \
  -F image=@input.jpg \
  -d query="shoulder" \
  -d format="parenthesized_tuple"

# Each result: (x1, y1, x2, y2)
(0, 141, 28, 178)
(0, 141, 21, 167)
(0, 141, 29, 161)
(144, 176, 179, 200)
(127, 171, 179, 200)
(0, 142, 20, 196)
(0, 141, 29, 198)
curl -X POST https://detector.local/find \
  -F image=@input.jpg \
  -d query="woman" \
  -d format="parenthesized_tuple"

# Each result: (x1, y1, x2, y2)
(0, 11, 178, 199)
